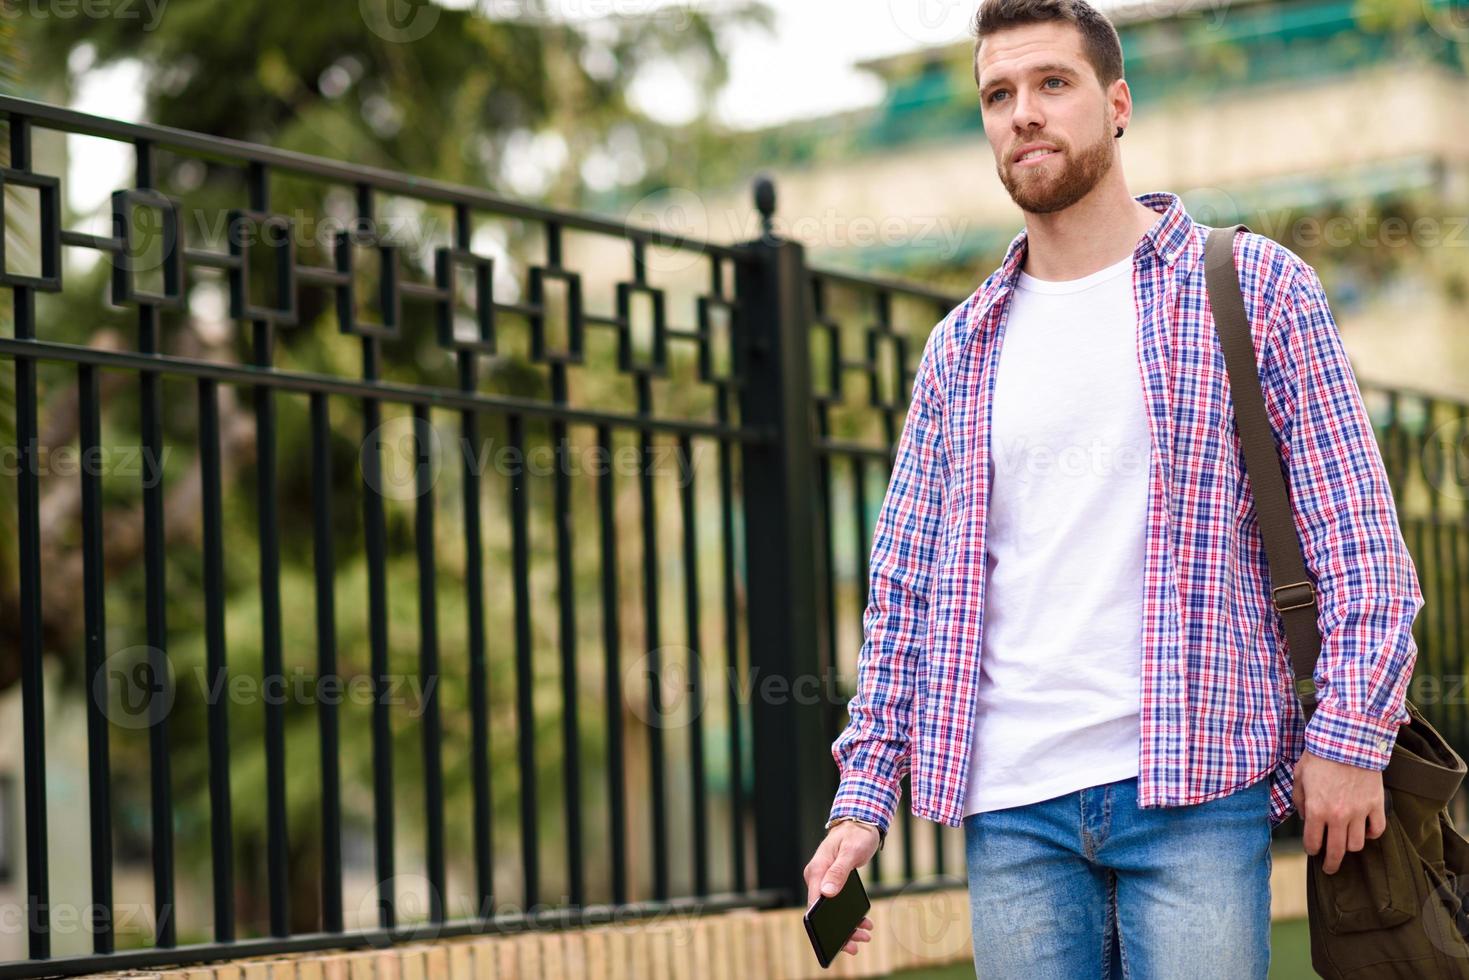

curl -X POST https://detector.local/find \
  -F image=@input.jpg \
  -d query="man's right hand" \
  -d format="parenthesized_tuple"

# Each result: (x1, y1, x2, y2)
(803, 822, 881, 957)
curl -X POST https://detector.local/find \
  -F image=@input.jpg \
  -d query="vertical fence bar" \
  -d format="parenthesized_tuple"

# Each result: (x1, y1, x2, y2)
(636, 322, 669, 900)
(355, 183, 397, 931)
(717, 404, 747, 896)
(198, 379, 235, 941)
(678, 431, 709, 896)
(639, 396, 669, 901)
(80, 362, 114, 954)
(712, 256, 749, 896)
(454, 205, 495, 920)
(735, 178, 834, 901)
(597, 422, 628, 905)
(132, 138, 177, 949)
(461, 400, 494, 917)
(309, 391, 344, 934)
(1427, 399, 1453, 735)
(11, 114, 51, 962)
(413, 402, 447, 923)
(508, 411, 538, 908)
(246, 160, 291, 938)
(848, 451, 880, 886)
(812, 281, 841, 753)
(550, 316, 584, 907)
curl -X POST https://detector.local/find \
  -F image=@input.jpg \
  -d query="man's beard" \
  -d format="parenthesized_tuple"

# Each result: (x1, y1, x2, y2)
(997, 124, 1114, 215)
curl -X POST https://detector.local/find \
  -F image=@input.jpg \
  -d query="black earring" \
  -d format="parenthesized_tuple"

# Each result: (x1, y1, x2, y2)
(1115, 126, 1124, 138)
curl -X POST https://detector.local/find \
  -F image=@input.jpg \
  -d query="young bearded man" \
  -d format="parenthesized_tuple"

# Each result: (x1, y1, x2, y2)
(802, 0, 1424, 975)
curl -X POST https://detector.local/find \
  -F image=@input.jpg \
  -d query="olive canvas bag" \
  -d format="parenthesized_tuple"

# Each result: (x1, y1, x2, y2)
(1205, 223, 1469, 978)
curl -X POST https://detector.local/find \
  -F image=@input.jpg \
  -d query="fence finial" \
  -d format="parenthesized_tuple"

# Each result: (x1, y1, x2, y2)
(752, 173, 777, 238)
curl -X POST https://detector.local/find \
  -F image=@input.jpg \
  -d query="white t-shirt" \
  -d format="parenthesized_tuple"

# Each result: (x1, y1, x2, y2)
(962, 252, 1151, 817)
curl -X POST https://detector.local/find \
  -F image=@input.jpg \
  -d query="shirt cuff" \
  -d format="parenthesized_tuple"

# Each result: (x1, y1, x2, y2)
(1302, 698, 1404, 771)
(827, 766, 903, 836)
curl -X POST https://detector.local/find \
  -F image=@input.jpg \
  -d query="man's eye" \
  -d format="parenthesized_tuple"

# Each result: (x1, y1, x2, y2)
(985, 78, 1065, 104)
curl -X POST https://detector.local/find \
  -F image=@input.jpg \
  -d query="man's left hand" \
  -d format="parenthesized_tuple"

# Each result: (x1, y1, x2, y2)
(1294, 747, 1388, 874)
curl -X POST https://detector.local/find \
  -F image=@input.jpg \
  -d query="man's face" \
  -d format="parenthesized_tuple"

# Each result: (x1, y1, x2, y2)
(975, 22, 1116, 214)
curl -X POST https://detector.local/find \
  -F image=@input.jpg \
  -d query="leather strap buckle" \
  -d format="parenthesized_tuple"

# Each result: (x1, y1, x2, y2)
(1273, 580, 1316, 612)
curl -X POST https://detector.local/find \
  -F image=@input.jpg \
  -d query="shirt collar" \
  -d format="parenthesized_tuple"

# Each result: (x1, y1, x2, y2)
(958, 190, 1195, 345)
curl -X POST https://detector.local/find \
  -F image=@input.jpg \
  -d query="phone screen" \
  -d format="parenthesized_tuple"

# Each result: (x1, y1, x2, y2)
(803, 869, 870, 968)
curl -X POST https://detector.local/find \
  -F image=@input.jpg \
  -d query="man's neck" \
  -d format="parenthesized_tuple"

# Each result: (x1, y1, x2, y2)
(1018, 183, 1162, 283)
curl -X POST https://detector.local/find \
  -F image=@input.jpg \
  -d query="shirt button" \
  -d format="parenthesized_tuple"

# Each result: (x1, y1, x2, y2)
(1378, 739, 1389, 752)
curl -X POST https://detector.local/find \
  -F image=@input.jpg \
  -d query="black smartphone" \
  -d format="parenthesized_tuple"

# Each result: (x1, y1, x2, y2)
(803, 868, 870, 969)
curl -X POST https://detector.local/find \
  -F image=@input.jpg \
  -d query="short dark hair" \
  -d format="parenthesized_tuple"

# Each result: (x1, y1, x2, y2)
(971, 0, 1124, 93)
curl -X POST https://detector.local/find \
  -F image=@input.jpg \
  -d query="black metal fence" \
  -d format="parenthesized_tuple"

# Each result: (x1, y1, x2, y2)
(0, 93, 1464, 978)
(0, 93, 964, 978)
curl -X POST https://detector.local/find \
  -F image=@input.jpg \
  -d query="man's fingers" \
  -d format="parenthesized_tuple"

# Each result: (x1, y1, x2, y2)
(1301, 810, 1324, 859)
(804, 834, 843, 904)
(1366, 803, 1387, 839)
(1346, 813, 1366, 854)
(822, 846, 854, 897)
(1324, 816, 1348, 874)
(860, 915, 873, 930)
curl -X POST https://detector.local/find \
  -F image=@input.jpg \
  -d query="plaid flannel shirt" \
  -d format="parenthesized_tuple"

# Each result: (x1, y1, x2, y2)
(828, 190, 1424, 834)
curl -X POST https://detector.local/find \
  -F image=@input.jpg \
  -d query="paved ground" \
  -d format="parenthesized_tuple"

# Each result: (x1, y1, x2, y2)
(889, 916, 1316, 979)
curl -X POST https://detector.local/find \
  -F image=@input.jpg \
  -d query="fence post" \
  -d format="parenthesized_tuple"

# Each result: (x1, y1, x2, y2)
(735, 175, 836, 903)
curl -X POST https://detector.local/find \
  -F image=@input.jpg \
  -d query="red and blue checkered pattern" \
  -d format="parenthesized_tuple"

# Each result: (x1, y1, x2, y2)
(828, 191, 1424, 834)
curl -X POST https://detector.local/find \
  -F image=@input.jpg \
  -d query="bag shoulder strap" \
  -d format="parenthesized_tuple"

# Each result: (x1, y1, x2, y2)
(1203, 224, 1322, 723)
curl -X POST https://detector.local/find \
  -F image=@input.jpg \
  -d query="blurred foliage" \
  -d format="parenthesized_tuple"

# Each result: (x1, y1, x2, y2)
(3, 0, 775, 943)
(18, 0, 773, 208)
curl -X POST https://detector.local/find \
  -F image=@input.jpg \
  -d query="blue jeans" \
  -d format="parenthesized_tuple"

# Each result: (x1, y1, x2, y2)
(962, 773, 1273, 979)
